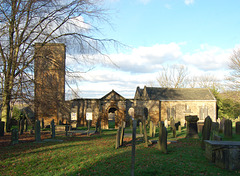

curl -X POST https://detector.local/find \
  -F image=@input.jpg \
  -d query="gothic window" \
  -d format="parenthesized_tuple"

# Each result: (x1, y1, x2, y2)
(199, 106, 208, 120)
(167, 106, 176, 120)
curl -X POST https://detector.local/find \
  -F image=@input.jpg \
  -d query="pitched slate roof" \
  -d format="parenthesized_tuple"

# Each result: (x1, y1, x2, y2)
(140, 87, 216, 101)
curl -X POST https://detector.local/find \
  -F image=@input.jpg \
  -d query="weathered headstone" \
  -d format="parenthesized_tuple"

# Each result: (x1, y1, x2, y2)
(120, 121, 125, 146)
(185, 115, 199, 139)
(11, 128, 19, 145)
(224, 119, 232, 138)
(219, 118, 226, 133)
(153, 124, 156, 137)
(143, 119, 148, 147)
(158, 121, 167, 154)
(0, 121, 5, 136)
(149, 121, 153, 137)
(51, 119, 55, 139)
(35, 120, 41, 142)
(236, 121, 240, 135)
(164, 119, 168, 128)
(211, 122, 219, 133)
(197, 122, 204, 133)
(139, 121, 143, 135)
(41, 118, 44, 129)
(115, 127, 121, 149)
(19, 119, 24, 135)
(178, 125, 181, 132)
(172, 126, 177, 138)
(201, 116, 212, 150)
(24, 119, 28, 132)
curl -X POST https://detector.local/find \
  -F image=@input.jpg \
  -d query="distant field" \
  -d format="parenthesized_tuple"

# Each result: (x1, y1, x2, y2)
(0, 127, 240, 176)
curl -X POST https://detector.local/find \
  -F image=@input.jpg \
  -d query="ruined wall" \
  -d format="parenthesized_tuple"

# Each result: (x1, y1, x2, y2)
(161, 101, 217, 126)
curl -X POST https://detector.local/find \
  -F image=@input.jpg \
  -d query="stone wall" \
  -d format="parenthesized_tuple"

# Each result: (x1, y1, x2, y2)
(161, 101, 216, 126)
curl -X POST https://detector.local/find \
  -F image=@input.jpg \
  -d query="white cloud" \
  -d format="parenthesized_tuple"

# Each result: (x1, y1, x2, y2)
(182, 44, 232, 71)
(184, 0, 194, 5)
(107, 43, 182, 73)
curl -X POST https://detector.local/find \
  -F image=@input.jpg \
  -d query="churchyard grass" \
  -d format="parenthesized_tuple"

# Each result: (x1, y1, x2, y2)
(1, 127, 240, 176)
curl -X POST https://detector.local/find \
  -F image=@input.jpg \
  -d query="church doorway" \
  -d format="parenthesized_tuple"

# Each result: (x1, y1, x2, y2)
(108, 107, 117, 129)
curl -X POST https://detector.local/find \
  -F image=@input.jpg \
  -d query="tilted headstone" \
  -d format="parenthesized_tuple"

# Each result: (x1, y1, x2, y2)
(51, 119, 55, 139)
(11, 128, 19, 145)
(185, 115, 199, 139)
(41, 118, 44, 129)
(139, 121, 143, 135)
(236, 122, 240, 135)
(35, 120, 41, 142)
(0, 121, 5, 136)
(224, 119, 232, 138)
(19, 119, 24, 135)
(201, 116, 212, 150)
(158, 121, 167, 154)
(120, 121, 125, 146)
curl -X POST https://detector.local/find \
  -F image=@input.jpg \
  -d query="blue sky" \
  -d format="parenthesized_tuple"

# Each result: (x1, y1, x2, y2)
(66, 0, 240, 99)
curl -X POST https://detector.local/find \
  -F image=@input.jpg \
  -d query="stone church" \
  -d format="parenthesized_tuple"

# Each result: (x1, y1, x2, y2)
(34, 43, 217, 128)
(70, 86, 217, 129)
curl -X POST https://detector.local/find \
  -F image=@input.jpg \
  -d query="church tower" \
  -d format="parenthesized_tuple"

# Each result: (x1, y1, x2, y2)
(34, 43, 66, 125)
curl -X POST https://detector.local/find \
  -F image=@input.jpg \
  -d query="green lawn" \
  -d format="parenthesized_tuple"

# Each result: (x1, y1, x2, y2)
(0, 127, 240, 176)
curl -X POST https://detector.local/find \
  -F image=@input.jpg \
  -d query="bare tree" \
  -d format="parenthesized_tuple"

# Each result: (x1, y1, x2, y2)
(228, 49, 240, 90)
(0, 0, 118, 131)
(157, 65, 188, 88)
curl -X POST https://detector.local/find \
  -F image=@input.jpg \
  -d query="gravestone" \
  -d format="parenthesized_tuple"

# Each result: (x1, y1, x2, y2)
(235, 122, 240, 135)
(224, 119, 232, 138)
(205, 140, 240, 170)
(131, 120, 137, 176)
(0, 121, 5, 136)
(164, 119, 168, 128)
(139, 121, 143, 135)
(149, 121, 153, 137)
(219, 118, 226, 133)
(175, 121, 180, 130)
(19, 119, 24, 135)
(185, 115, 199, 139)
(172, 126, 176, 138)
(211, 122, 219, 132)
(11, 128, 19, 145)
(115, 127, 121, 149)
(120, 121, 125, 146)
(153, 124, 156, 137)
(201, 116, 212, 150)
(197, 122, 204, 133)
(35, 120, 41, 142)
(51, 119, 55, 139)
(158, 121, 167, 154)
(143, 120, 148, 147)
(178, 125, 181, 132)
(41, 118, 44, 129)
(24, 119, 28, 132)
(95, 117, 101, 133)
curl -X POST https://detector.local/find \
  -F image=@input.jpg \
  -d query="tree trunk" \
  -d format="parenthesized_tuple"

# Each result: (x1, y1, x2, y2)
(1, 92, 11, 132)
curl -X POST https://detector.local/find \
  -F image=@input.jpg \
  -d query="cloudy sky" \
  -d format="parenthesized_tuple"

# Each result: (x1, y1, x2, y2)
(66, 0, 240, 99)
